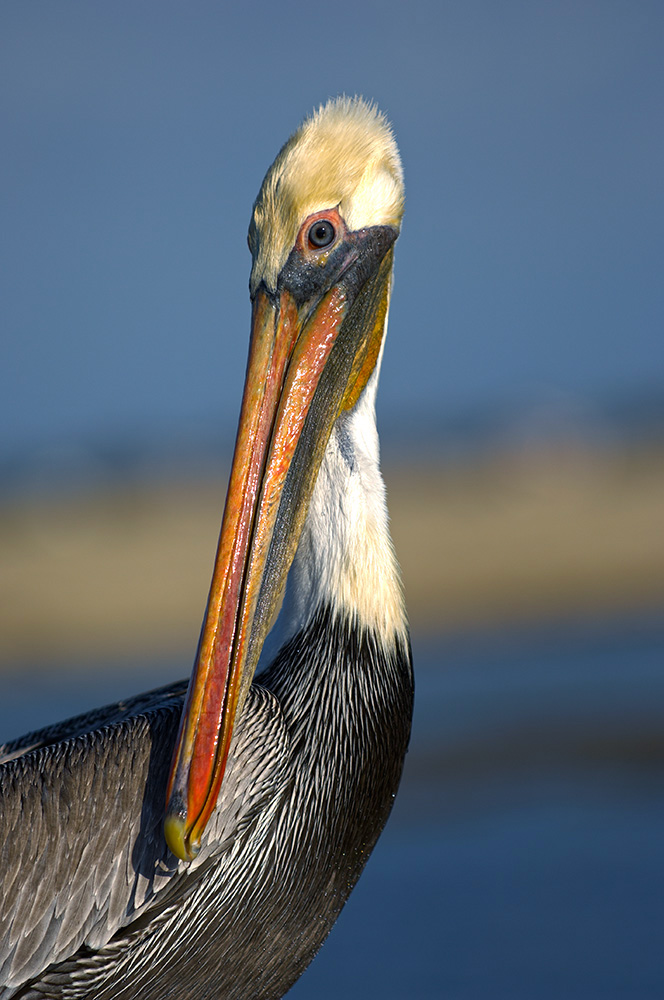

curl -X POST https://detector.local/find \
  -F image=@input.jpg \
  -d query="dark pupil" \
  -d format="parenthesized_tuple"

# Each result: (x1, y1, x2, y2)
(309, 220, 335, 248)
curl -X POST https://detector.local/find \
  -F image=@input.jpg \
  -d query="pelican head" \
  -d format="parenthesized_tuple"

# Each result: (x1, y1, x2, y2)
(165, 97, 404, 861)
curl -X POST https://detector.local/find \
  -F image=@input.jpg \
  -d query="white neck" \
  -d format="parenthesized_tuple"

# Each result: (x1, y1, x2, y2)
(261, 346, 408, 666)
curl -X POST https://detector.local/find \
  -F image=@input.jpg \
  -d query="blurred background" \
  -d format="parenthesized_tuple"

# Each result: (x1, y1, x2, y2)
(1, 2, 663, 997)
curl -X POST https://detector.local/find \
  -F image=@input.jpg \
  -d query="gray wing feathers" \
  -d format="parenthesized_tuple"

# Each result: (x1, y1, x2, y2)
(0, 709, 177, 990)
(0, 682, 187, 766)
(0, 684, 289, 998)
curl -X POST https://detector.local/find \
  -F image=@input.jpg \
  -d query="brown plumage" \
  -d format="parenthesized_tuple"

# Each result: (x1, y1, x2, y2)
(0, 97, 413, 1000)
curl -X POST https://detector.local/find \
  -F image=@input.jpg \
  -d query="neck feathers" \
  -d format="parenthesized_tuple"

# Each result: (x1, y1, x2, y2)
(265, 350, 408, 662)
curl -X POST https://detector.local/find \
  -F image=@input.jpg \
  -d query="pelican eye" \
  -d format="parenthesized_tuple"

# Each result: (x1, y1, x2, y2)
(308, 220, 336, 249)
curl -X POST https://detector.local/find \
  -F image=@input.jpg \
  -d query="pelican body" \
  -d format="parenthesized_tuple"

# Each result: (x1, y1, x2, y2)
(0, 98, 413, 1000)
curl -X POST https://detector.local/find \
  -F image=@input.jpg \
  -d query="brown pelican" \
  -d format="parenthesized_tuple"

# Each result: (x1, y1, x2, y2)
(0, 97, 413, 1000)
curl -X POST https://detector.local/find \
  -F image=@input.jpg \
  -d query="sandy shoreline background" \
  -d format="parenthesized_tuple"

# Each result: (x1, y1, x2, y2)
(1, 442, 663, 667)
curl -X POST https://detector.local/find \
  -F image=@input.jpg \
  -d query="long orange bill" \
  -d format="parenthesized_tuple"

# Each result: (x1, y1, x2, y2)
(164, 227, 396, 861)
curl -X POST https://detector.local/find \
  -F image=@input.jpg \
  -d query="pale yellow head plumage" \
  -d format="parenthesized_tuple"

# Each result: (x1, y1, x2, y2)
(249, 97, 404, 295)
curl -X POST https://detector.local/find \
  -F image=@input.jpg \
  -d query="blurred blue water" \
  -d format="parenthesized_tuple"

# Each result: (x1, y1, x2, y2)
(291, 618, 664, 1000)
(1, 615, 662, 998)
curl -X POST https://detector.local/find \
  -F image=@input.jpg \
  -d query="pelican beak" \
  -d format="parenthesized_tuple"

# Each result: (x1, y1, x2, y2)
(164, 223, 398, 860)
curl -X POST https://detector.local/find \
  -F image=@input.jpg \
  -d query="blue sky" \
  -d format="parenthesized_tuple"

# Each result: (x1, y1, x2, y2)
(2, 1, 662, 460)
